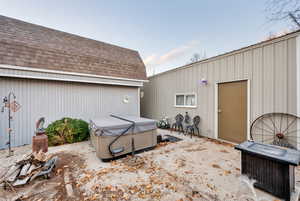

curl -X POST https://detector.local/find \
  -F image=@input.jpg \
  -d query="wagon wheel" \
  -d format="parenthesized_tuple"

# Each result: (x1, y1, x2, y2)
(250, 113, 300, 150)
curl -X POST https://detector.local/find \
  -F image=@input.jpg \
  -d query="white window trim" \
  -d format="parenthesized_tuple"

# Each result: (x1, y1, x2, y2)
(174, 93, 197, 108)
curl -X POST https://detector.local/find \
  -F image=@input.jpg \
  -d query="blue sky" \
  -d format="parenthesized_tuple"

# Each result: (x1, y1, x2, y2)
(0, 0, 292, 75)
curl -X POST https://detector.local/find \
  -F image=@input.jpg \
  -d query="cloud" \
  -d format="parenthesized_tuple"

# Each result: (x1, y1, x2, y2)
(143, 54, 157, 66)
(143, 40, 199, 67)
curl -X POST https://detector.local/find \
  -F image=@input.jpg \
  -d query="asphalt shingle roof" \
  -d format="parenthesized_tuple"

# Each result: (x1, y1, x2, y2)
(0, 15, 147, 80)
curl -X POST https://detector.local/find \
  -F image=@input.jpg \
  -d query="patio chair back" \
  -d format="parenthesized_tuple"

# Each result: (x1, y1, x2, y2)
(172, 114, 184, 133)
(184, 112, 191, 124)
(193, 116, 200, 127)
(185, 115, 201, 138)
(175, 114, 184, 123)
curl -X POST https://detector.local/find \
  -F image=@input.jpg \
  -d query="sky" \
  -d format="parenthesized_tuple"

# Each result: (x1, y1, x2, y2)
(0, 0, 293, 76)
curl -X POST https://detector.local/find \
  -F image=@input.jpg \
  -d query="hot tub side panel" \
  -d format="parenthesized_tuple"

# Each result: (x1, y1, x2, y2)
(90, 129, 157, 160)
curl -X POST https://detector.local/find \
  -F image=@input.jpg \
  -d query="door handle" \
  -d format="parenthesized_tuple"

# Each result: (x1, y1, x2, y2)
(218, 109, 222, 113)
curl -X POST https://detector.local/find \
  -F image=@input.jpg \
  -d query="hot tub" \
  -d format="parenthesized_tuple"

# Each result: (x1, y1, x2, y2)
(89, 115, 157, 161)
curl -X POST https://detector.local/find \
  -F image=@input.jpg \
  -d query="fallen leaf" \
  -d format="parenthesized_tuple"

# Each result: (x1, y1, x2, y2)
(212, 164, 221, 169)
(224, 170, 231, 176)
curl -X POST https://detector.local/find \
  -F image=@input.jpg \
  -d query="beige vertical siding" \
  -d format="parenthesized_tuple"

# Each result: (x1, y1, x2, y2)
(0, 78, 139, 149)
(141, 34, 298, 139)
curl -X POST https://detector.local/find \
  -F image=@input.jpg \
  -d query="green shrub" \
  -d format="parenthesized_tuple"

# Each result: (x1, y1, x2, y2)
(46, 117, 89, 146)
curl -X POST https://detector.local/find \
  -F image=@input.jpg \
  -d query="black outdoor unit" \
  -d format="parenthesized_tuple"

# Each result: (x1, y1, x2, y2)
(235, 141, 300, 201)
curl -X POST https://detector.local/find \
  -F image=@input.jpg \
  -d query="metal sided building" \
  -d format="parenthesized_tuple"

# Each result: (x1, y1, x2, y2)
(141, 30, 300, 144)
(0, 15, 147, 149)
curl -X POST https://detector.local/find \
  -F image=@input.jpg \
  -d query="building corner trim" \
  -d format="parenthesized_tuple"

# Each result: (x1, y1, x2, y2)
(296, 36, 300, 117)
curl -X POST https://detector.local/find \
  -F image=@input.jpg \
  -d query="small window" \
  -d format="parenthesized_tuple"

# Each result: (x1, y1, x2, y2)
(176, 95, 185, 106)
(185, 95, 196, 106)
(175, 93, 197, 107)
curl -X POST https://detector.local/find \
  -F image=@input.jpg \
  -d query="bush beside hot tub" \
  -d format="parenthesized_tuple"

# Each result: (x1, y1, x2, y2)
(46, 117, 89, 146)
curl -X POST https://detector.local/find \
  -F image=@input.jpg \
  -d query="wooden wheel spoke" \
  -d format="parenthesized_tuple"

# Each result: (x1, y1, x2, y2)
(279, 113, 283, 133)
(262, 136, 275, 141)
(261, 119, 276, 133)
(251, 133, 275, 137)
(253, 125, 275, 134)
(285, 129, 300, 136)
(285, 136, 300, 138)
(269, 114, 279, 134)
(282, 118, 297, 134)
(286, 136, 300, 139)
(262, 137, 275, 143)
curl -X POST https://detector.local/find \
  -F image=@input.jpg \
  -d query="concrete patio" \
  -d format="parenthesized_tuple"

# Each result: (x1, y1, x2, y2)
(0, 129, 298, 201)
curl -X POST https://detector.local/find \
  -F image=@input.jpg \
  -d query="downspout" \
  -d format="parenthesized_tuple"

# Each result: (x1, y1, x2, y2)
(296, 35, 300, 149)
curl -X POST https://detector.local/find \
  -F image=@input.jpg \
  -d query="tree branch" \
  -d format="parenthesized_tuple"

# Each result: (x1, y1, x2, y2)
(289, 12, 300, 27)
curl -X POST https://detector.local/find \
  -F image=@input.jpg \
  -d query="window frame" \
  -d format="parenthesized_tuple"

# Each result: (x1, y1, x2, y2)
(174, 93, 197, 108)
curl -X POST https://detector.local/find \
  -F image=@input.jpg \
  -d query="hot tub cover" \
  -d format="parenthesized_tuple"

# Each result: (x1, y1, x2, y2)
(90, 115, 157, 136)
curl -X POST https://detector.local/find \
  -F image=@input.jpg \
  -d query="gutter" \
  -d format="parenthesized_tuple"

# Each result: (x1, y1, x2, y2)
(0, 64, 148, 87)
(0, 64, 148, 82)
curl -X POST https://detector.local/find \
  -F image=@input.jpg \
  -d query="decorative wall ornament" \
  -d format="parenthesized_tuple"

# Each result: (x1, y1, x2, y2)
(200, 78, 208, 85)
(1, 92, 20, 157)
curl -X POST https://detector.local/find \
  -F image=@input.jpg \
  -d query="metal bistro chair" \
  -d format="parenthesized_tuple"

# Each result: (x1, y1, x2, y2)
(183, 112, 191, 134)
(184, 112, 191, 126)
(171, 114, 184, 133)
(186, 116, 200, 138)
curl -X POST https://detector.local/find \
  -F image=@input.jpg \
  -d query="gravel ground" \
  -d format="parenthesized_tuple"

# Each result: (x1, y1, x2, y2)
(0, 129, 299, 201)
